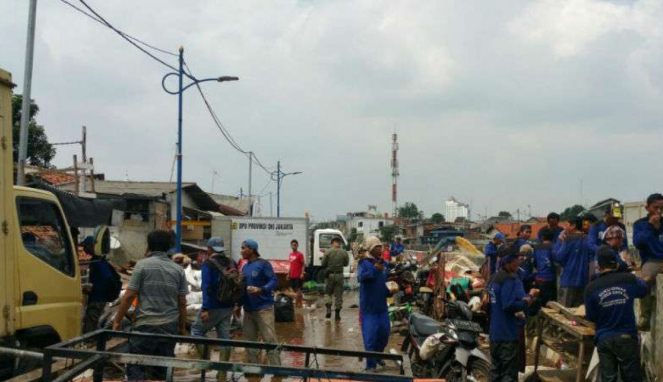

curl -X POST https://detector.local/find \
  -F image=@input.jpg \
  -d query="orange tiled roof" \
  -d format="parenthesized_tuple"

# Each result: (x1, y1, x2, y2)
(494, 222, 569, 240)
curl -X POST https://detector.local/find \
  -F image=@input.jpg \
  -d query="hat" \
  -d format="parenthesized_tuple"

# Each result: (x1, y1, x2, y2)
(606, 202, 623, 218)
(330, 236, 343, 244)
(365, 236, 382, 252)
(519, 244, 534, 255)
(207, 236, 226, 253)
(82, 236, 95, 246)
(494, 232, 506, 241)
(603, 226, 625, 240)
(597, 245, 618, 269)
(242, 239, 259, 253)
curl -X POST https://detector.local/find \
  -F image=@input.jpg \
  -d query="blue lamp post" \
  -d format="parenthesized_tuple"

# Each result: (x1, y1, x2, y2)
(272, 160, 302, 217)
(162, 46, 238, 252)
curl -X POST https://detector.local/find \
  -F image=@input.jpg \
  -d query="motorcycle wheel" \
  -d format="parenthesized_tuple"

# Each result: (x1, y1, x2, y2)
(445, 359, 490, 382)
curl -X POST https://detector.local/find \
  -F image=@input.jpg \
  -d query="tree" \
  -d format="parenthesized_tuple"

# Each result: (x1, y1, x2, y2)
(560, 205, 586, 221)
(498, 211, 512, 219)
(397, 202, 421, 219)
(12, 95, 56, 167)
(379, 225, 397, 242)
(431, 213, 445, 223)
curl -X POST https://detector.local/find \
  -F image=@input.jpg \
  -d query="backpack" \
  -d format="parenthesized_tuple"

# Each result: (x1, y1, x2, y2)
(207, 255, 245, 305)
(104, 260, 122, 302)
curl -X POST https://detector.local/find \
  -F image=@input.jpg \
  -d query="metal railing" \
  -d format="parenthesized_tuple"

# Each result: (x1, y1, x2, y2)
(43, 329, 414, 382)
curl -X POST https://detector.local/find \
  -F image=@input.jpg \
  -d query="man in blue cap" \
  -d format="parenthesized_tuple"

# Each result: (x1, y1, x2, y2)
(588, 202, 628, 256)
(240, 239, 281, 370)
(585, 246, 651, 382)
(192, 237, 237, 381)
(485, 232, 505, 275)
(487, 248, 539, 382)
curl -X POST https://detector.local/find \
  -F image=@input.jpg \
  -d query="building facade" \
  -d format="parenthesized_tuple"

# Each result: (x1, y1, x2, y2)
(445, 197, 469, 223)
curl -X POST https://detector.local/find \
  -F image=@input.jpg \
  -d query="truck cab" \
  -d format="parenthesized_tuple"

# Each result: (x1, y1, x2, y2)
(1, 68, 82, 377)
(310, 229, 354, 282)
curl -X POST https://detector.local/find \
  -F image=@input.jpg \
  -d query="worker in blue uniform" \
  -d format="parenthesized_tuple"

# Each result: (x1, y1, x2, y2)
(585, 246, 651, 382)
(554, 217, 592, 307)
(537, 212, 563, 244)
(633, 193, 663, 330)
(487, 248, 539, 382)
(358, 236, 392, 372)
(485, 232, 506, 275)
(389, 237, 405, 259)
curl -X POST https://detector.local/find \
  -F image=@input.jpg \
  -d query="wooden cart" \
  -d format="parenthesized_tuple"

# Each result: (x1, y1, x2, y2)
(532, 303, 595, 382)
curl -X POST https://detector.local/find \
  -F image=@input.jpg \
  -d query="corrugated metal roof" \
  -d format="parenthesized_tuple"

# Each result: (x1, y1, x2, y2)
(60, 181, 195, 198)
(208, 193, 250, 214)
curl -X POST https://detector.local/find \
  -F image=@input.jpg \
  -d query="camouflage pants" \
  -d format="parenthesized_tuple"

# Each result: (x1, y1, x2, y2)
(325, 273, 345, 309)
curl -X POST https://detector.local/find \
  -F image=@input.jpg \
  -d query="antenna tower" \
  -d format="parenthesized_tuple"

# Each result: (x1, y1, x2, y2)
(391, 133, 399, 218)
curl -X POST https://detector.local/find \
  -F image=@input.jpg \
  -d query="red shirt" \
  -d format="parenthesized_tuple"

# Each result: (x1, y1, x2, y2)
(288, 251, 305, 279)
(382, 249, 392, 262)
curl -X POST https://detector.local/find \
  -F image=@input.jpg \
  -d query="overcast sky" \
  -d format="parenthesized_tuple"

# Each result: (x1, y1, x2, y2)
(2, 0, 663, 221)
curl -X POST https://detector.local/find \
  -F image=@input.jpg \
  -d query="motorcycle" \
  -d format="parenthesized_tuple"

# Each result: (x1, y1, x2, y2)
(400, 299, 491, 382)
(387, 255, 418, 303)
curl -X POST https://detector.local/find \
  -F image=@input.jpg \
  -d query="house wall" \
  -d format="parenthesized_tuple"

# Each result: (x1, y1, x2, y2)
(346, 217, 393, 238)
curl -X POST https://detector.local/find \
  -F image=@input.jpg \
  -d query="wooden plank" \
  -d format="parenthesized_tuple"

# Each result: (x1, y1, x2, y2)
(541, 309, 594, 338)
(547, 302, 595, 329)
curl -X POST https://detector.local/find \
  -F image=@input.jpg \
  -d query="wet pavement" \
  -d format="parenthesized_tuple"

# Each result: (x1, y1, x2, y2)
(176, 290, 406, 382)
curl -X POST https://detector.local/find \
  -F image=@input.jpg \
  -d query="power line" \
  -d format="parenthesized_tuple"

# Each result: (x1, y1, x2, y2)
(60, 0, 178, 58)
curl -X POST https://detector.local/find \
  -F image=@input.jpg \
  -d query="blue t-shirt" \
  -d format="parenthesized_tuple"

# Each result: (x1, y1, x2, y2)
(357, 258, 390, 314)
(390, 243, 405, 258)
(89, 257, 114, 303)
(554, 234, 592, 288)
(487, 271, 529, 342)
(202, 254, 237, 310)
(585, 272, 649, 343)
(533, 243, 555, 282)
(484, 242, 499, 275)
(242, 258, 278, 312)
(633, 217, 663, 264)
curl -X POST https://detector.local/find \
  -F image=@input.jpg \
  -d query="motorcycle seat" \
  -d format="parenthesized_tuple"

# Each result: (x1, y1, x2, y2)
(409, 313, 442, 338)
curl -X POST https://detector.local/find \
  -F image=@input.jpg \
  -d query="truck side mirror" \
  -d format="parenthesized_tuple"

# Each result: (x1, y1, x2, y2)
(93, 225, 111, 255)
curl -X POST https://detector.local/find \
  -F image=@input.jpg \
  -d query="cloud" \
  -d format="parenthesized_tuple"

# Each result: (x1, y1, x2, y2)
(1, 0, 663, 221)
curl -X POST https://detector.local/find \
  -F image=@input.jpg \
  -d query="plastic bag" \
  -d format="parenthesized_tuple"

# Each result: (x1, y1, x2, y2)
(420, 333, 444, 361)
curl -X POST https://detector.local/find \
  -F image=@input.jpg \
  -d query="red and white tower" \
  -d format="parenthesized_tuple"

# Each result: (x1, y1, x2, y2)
(391, 133, 399, 218)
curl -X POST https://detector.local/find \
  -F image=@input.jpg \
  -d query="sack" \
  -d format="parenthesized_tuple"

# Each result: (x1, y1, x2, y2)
(105, 261, 122, 302)
(274, 294, 295, 322)
(208, 255, 244, 305)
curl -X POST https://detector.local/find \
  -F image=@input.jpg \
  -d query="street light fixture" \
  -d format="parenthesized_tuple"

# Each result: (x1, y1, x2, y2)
(161, 46, 239, 252)
(272, 161, 303, 217)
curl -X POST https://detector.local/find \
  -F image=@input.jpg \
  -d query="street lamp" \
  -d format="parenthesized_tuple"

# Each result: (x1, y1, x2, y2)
(162, 46, 238, 252)
(272, 160, 303, 217)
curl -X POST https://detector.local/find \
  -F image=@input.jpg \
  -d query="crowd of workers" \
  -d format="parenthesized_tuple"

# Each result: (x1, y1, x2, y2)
(77, 193, 663, 382)
(485, 193, 663, 382)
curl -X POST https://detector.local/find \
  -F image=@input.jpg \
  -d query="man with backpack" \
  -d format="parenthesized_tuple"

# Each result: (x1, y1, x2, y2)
(83, 236, 122, 333)
(192, 237, 241, 380)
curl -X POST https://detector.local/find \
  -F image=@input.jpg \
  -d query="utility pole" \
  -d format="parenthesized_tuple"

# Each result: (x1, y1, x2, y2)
(269, 192, 273, 217)
(17, 0, 38, 186)
(248, 152, 253, 216)
(277, 161, 281, 218)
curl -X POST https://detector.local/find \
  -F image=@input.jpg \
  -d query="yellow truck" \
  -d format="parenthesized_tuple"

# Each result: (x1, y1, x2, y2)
(0, 67, 83, 376)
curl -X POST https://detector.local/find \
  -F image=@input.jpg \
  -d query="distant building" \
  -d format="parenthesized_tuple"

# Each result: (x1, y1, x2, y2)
(445, 197, 469, 223)
(344, 205, 393, 240)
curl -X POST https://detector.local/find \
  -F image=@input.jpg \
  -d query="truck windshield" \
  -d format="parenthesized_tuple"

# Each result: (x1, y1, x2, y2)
(319, 234, 344, 249)
(16, 197, 75, 277)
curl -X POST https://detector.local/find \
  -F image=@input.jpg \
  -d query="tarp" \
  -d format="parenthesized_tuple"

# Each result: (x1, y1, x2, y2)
(32, 181, 125, 228)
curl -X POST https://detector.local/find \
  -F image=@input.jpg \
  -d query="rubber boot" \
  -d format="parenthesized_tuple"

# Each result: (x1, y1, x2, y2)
(217, 349, 231, 382)
(325, 304, 332, 319)
(335, 309, 341, 321)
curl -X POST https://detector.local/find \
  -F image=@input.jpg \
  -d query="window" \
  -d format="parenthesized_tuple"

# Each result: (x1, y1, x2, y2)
(17, 197, 75, 276)
(358, 221, 364, 228)
(378, 221, 385, 228)
(319, 234, 343, 249)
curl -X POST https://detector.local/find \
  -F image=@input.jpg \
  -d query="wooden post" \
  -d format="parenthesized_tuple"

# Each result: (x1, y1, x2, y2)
(73, 155, 79, 196)
(655, 274, 663, 380)
(90, 157, 96, 193)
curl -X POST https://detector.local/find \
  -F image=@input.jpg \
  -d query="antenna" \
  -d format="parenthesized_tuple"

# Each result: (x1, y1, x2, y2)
(391, 132, 399, 218)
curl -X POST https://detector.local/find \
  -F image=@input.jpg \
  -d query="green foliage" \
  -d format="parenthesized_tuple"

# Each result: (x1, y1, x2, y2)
(431, 213, 445, 223)
(379, 225, 397, 242)
(398, 202, 422, 219)
(12, 95, 56, 167)
(498, 211, 512, 218)
(560, 205, 586, 221)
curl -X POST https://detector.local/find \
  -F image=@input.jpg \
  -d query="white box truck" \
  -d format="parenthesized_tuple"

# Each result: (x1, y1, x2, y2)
(211, 217, 353, 281)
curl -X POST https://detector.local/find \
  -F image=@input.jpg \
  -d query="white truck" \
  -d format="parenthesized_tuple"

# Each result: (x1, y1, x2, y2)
(211, 217, 352, 282)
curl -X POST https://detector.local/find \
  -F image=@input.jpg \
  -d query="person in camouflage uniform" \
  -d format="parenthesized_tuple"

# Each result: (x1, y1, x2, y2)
(322, 237, 349, 320)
